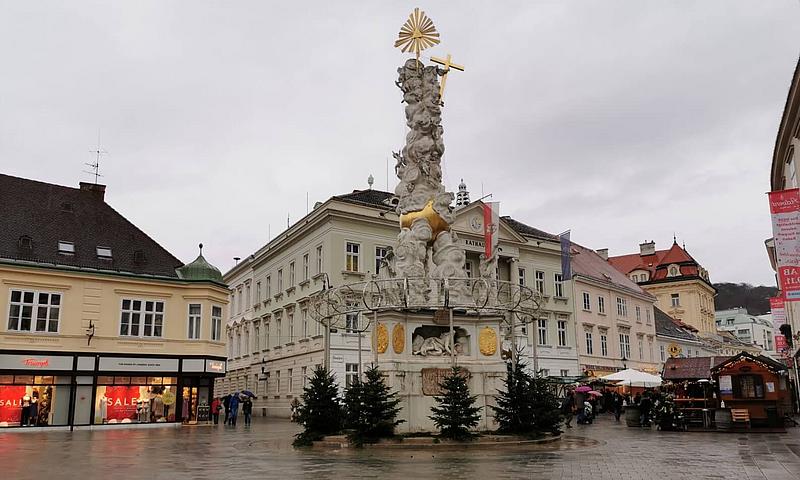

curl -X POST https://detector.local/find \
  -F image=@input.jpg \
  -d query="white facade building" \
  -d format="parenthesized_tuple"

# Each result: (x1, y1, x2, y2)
(219, 187, 579, 416)
(716, 308, 775, 357)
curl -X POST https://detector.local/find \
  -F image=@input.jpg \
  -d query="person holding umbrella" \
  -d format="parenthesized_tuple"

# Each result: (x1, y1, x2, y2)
(228, 393, 240, 426)
(240, 390, 256, 427)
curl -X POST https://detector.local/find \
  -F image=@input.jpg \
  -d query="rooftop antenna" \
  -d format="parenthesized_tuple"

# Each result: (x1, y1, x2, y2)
(85, 129, 107, 184)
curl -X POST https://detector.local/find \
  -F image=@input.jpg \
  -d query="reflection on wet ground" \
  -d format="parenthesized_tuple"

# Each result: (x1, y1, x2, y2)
(2, 415, 799, 479)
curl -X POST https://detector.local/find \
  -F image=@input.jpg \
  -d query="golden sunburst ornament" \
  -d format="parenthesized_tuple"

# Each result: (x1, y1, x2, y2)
(394, 8, 440, 64)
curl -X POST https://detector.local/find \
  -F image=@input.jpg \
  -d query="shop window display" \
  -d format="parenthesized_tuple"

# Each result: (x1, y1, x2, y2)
(95, 377, 177, 424)
(0, 376, 71, 427)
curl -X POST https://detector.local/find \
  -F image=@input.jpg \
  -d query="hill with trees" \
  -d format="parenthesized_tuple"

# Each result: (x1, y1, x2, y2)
(713, 282, 779, 316)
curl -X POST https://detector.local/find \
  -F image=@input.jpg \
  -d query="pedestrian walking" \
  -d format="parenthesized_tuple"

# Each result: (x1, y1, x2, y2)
(639, 392, 652, 427)
(613, 392, 624, 421)
(211, 397, 222, 425)
(242, 397, 253, 427)
(222, 394, 231, 425)
(560, 390, 575, 428)
(229, 394, 240, 426)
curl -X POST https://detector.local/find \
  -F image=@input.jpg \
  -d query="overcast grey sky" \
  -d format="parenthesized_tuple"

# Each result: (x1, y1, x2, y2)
(1, 1, 798, 285)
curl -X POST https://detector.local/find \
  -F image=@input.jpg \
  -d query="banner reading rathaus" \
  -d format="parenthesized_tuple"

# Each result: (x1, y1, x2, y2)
(769, 188, 800, 301)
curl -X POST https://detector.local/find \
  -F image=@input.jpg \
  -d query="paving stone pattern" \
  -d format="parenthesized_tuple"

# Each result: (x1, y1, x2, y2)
(2, 415, 800, 479)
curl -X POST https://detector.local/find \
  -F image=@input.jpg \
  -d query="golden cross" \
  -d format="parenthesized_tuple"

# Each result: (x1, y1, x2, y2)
(431, 54, 465, 103)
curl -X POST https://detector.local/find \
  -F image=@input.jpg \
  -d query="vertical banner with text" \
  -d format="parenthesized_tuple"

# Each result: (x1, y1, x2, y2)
(560, 231, 571, 279)
(482, 202, 500, 258)
(769, 189, 800, 300)
(770, 296, 787, 326)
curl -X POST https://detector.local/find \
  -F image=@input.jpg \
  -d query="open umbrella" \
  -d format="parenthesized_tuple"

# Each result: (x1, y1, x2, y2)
(588, 390, 602, 396)
(241, 390, 257, 398)
(575, 386, 592, 393)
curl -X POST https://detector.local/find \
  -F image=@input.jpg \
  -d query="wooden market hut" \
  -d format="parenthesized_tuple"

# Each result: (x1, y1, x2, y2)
(711, 352, 791, 428)
(662, 356, 728, 427)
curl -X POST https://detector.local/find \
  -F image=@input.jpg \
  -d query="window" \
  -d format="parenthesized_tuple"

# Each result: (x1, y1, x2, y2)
(316, 245, 323, 274)
(537, 318, 547, 345)
(346, 363, 358, 388)
(277, 269, 283, 291)
(557, 320, 567, 346)
(518, 267, 526, 286)
(188, 304, 201, 339)
(560, 369, 569, 377)
(289, 261, 295, 286)
(266, 276, 272, 297)
(660, 344, 666, 362)
(582, 292, 591, 311)
(302, 254, 309, 281)
(276, 314, 282, 345)
(276, 370, 281, 393)
(631, 274, 638, 282)
(302, 366, 308, 388)
(598, 296, 606, 314)
(245, 284, 251, 309)
(57, 241, 74, 254)
(288, 311, 294, 341)
(619, 332, 631, 359)
(646, 308, 651, 325)
(346, 242, 360, 272)
(600, 333, 608, 356)
(244, 327, 249, 356)
(346, 307, 359, 333)
(7, 289, 61, 333)
(375, 247, 388, 274)
(585, 331, 593, 355)
(96, 246, 112, 259)
(535, 271, 545, 294)
(120, 299, 164, 337)
(733, 374, 764, 399)
(288, 368, 293, 393)
(669, 265, 679, 277)
(671, 293, 680, 307)
(255, 281, 261, 304)
(254, 322, 260, 352)
(265, 319, 271, 348)
(635, 305, 641, 323)
(616, 297, 627, 317)
(541, 369, 550, 377)
(638, 336, 644, 359)
(554, 273, 564, 298)
(302, 309, 308, 338)
(648, 339, 654, 361)
(211, 306, 222, 341)
(227, 332, 233, 359)
(465, 261, 472, 278)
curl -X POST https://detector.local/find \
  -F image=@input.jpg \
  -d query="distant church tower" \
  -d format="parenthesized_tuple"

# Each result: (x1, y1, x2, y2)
(455, 179, 470, 209)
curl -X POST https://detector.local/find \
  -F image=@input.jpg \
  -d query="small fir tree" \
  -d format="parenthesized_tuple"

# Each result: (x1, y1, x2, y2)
(429, 366, 482, 440)
(527, 370, 562, 435)
(491, 358, 537, 435)
(343, 365, 404, 446)
(293, 365, 343, 446)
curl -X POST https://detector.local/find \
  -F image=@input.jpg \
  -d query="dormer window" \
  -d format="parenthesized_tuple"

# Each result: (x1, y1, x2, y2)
(58, 241, 75, 255)
(668, 265, 680, 277)
(18, 236, 33, 251)
(97, 246, 112, 259)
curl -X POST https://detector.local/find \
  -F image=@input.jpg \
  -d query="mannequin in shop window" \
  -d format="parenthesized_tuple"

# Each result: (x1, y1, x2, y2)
(99, 393, 108, 424)
(29, 390, 39, 427)
(150, 387, 164, 422)
(20, 392, 31, 426)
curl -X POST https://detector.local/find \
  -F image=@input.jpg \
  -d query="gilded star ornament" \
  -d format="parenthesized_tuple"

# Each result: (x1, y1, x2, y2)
(394, 8, 440, 60)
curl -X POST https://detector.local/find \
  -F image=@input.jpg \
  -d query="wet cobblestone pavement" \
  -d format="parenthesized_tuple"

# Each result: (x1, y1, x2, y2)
(3, 415, 800, 479)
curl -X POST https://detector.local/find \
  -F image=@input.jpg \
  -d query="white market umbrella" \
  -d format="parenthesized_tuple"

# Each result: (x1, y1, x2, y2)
(601, 368, 663, 388)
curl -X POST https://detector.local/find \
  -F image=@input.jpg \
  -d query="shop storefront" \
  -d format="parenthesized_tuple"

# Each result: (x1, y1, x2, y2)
(0, 351, 226, 429)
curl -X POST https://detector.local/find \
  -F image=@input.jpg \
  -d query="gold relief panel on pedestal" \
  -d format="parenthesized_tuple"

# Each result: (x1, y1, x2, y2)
(392, 324, 405, 354)
(376, 323, 389, 354)
(479, 327, 497, 356)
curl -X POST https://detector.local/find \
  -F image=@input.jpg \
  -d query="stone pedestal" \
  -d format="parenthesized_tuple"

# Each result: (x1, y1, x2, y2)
(374, 309, 506, 433)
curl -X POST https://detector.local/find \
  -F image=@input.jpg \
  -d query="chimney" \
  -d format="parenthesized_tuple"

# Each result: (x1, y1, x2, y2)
(596, 248, 608, 260)
(79, 182, 106, 201)
(639, 240, 655, 256)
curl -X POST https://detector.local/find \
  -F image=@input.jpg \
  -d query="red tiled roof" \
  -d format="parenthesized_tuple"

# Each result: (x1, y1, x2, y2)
(607, 242, 699, 280)
(662, 356, 730, 380)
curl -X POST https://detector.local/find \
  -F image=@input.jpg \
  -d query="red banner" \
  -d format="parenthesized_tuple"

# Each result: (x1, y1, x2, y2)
(775, 334, 789, 355)
(102, 386, 141, 422)
(482, 202, 499, 258)
(0, 386, 26, 424)
(770, 296, 787, 328)
(769, 189, 800, 301)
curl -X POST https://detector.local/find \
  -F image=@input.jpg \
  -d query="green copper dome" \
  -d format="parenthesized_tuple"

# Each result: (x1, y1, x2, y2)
(177, 244, 224, 283)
